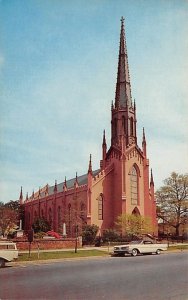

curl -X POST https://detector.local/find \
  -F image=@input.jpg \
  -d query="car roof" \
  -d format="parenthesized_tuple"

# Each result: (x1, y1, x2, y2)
(0, 241, 16, 245)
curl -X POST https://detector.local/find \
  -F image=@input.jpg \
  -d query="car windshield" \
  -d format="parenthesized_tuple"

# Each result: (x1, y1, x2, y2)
(130, 240, 142, 244)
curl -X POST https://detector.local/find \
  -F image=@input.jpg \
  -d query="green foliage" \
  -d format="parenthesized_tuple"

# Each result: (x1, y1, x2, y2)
(34, 231, 47, 239)
(5, 200, 20, 211)
(102, 229, 120, 242)
(4, 200, 25, 228)
(115, 213, 153, 237)
(156, 172, 188, 236)
(0, 205, 19, 236)
(32, 217, 51, 233)
(82, 224, 99, 245)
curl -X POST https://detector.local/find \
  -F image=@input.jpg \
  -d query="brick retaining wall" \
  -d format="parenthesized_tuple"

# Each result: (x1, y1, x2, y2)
(12, 238, 81, 251)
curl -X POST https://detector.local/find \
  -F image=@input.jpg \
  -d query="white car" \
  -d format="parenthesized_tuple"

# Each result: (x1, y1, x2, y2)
(113, 240, 168, 257)
(0, 241, 19, 267)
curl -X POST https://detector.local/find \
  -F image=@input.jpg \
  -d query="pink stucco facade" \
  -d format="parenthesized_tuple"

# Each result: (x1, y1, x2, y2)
(22, 18, 157, 236)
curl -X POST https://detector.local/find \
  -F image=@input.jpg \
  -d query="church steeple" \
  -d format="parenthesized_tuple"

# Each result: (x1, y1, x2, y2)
(111, 17, 137, 149)
(115, 17, 132, 108)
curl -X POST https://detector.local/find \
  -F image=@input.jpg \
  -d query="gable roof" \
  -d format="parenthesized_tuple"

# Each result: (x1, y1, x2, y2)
(35, 169, 101, 199)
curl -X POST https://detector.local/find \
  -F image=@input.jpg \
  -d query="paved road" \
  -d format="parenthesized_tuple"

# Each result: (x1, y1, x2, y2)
(1, 252, 188, 300)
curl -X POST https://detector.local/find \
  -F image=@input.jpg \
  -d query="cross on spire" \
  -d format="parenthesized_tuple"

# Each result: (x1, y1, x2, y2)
(120, 16, 125, 23)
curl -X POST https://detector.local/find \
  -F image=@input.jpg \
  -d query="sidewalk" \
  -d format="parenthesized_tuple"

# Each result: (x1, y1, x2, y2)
(19, 243, 188, 254)
(19, 245, 113, 254)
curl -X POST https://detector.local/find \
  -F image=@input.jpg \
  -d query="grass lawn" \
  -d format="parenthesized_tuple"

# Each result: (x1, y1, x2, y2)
(18, 250, 108, 261)
(168, 245, 188, 251)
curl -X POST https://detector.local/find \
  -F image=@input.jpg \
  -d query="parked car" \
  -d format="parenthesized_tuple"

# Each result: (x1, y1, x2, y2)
(0, 241, 19, 267)
(113, 240, 168, 257)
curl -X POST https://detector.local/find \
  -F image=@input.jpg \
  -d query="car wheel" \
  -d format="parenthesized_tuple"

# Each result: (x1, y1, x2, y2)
(156, 249, 161, 255)
(0, 258, 5, 268)
(131, 249, 138, 257)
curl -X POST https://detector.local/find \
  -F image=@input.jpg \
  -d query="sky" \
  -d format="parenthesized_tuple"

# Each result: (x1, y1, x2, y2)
(0, 0, 188, 203)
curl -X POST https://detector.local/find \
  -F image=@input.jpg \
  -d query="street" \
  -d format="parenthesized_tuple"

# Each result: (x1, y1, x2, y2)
(1, 252, 188, 300)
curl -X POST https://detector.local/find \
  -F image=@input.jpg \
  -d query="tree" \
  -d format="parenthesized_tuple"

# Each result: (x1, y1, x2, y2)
(32, 217, 51, 233)
(0, 205, 19, 237)
(82, 224, 99, 245)
(156, 172, 188, 236)
(5, 200, 25, 228)
(115, 213, 153, 238)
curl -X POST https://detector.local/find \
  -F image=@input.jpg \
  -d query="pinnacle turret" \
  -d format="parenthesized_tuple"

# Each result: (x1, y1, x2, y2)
(63, 177, 67, 192)
(103, 130, 106, 145)
(74, 172, 79, 188)
(142, 127, 146, 144)
(150, 169, 154, 186)
(54, 180, 57, 193)
(142, 127, 147, 157)
(88, 154, 92, 174)
(19, 186, 23, 205)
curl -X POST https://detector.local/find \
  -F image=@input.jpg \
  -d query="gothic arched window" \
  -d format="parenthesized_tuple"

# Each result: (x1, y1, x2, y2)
(98, 194, 103, 220)
(122, 116, 126, 134)
(68, 204, 72, 236)
(57, 206, 61, 231)
(130, 166, 138, 205)
(80, 203, 86, 220)
(28, 212, 31, 228)
(80, 203, 86, 227)
(130, 117, 134, 136)
(48, 207, 52, 228)
(114, 118, 117, 137)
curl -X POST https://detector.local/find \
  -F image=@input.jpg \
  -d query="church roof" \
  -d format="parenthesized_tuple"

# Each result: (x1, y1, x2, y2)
(35, 169, 101, 199)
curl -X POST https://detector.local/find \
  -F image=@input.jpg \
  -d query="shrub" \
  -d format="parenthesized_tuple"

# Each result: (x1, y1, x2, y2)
(102, 229, 120, 242)
(32, 217, 51, 233)
(82, 224, 99, 245)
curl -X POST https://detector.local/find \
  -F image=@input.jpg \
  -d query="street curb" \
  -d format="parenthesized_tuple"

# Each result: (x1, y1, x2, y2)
(8, 249, 188, 268)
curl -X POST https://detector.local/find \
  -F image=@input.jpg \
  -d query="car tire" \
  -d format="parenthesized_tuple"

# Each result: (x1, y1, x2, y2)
(0, 258, 5, 268)
(156, 249, 161, 255)
(131, 249, 138, 257)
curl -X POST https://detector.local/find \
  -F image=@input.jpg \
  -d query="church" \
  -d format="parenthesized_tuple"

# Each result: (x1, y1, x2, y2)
(21, 18, 157, 237)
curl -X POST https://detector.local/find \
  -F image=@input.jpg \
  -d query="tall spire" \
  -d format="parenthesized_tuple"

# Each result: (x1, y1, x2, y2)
(115, 17, 132, 108)
(111, 18, 136, 148)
